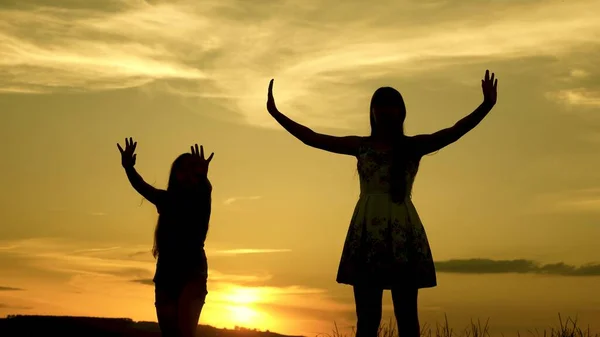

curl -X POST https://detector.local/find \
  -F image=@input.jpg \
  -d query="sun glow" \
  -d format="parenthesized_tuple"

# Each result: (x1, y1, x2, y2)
(202, 285, 272, 329)
(223, 287, 262, 305)
(227, 304, 259, 324)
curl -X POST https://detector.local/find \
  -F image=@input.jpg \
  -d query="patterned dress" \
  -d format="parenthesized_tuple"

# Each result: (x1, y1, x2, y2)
(336, 140, 437, 289)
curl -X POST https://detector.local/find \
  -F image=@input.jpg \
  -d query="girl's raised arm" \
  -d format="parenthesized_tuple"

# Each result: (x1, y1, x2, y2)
(117, 137, 164, 205)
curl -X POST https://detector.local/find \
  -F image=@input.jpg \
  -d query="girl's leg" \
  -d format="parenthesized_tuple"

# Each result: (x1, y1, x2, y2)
(353, 286, 384, 337)
(155, 286, 180, 337)
(390, 287, 420, 337)
(177, 279, 208, 337)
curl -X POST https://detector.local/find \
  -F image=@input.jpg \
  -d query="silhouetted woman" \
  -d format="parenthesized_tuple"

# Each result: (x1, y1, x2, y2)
(117, 138, 214, 337)
(265, 70, 498, 337)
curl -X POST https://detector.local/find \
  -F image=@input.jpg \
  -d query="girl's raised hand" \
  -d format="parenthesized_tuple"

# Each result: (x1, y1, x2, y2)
(117, 137, 137, 169)
(191, 143, 214, 175)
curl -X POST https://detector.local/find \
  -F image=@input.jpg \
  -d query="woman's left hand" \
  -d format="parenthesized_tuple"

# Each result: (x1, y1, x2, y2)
(481, 69, 498, 106)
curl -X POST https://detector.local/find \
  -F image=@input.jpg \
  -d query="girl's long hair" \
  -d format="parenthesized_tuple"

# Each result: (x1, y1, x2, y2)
(369, 87, 416, 203)
(152, 153, 212, 258)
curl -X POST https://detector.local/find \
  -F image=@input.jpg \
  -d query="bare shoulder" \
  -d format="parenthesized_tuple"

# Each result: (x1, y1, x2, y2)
(348, 135, 368, 152)
(347, 135, 366, 144)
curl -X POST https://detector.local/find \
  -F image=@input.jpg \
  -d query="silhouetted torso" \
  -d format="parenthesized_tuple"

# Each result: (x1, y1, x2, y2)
(152, 190, 210, 287)
(356, 139, 420, 199)
(336, 139, 437, 289)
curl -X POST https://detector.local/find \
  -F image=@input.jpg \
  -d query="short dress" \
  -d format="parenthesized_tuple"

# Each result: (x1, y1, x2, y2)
(336, 140, 437, 289)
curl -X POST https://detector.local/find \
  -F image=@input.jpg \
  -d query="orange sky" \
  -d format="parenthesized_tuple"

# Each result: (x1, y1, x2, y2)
(1, 0, 600, 336)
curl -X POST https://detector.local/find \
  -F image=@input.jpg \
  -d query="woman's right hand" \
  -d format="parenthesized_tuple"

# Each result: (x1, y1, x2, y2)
(266, 79, 279, 115)
(117, 137, 137, 169)
(191, 143, 214, 176)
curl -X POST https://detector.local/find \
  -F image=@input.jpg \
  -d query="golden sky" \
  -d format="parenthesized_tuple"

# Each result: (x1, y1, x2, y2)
(1, 0, 599, 335)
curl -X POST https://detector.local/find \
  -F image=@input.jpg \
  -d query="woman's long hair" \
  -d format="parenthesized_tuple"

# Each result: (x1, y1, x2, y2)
(152, 153, 212, 258)
(369, 87, 415, 203)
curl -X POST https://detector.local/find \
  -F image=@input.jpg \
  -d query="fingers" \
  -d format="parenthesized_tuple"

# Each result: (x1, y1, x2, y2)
(482, 70, 498, 92)
(117, 143, 124, 154)
(124, 137, 136, 148)
(207, 152, 214, 163)
(198, 145, 203, 159)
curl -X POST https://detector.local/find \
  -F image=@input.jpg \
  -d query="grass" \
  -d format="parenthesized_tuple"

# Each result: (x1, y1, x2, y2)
(320, 314, 598, 337)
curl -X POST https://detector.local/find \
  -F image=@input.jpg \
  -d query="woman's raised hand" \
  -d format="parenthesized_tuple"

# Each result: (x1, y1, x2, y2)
(267, 79, 279, 114)
(481, 70, 498, 106)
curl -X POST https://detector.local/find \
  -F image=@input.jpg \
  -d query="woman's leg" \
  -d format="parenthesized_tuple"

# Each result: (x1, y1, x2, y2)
(155, 286, 180, 337)
(390, 287, 420, 337)
(353, 286, 384, 337)
(177, 279, 208, 337)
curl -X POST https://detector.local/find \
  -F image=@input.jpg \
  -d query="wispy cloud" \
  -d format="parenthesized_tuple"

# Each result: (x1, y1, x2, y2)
(0, 238, 291, 289)
(90, 212, 107, 216)
(223, 196, 262, 206)
(71, 247, 122, 255)
(529, 187, 600, 213)
(45, 208, 109, 217)
(436, 258, 600, 276)
(0, 303, 31, 310)
(569, 69, 590, 79)
(546, 89, 600, 108)
(211, 248, 291, 256)
(130, 279, 153, 286)
(1, 0, 599, 128)
(0, 238, 155, 280)
(0, 286, 24, 291)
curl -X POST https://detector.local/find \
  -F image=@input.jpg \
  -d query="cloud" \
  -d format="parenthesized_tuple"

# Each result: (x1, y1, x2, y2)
(90, 212, 107, 216)
(0, 286, 24, 291)
(223, 196, 262, 206)
(1, 0, 599, 128)
(528, 187, 600, 213)
(0, 303, 31, 310)
(130, 279, 153, 286)
(71, 247, 121, 254)
(570, 69, 590, 79)
(0, 238, 155, 280)
(44, 208, 109, 217)
(210, 248, 291, 256)
(546, 89, 600, 108)
(436, 259, 600, 276)
(0, 2, 208, 93)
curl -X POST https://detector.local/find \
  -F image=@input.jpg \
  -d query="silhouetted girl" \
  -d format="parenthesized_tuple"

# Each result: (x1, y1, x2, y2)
(265, 70, 498, 337)
(117, 139, 214, 337)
